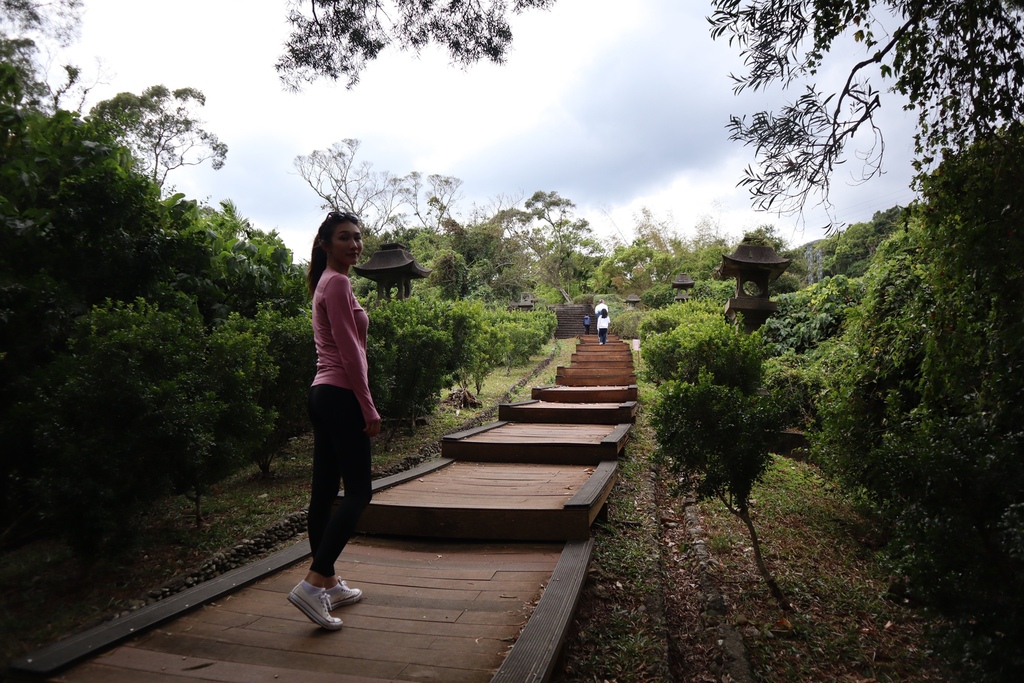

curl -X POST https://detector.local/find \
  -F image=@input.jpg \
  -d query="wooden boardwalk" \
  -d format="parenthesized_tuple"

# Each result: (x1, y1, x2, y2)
(11, 337, 638, 683)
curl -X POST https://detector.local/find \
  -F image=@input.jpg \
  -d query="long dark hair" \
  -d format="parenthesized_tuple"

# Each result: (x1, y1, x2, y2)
(306, 211, 361, 297)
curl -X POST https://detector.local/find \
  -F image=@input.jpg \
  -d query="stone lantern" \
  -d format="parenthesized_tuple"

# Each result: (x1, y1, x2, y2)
(353, 243, 430, 300)
(671, 273, 695, 301)
(625, 293, 641, 310)
(716, 241, 791, 333)
(511, 293, 536, 311)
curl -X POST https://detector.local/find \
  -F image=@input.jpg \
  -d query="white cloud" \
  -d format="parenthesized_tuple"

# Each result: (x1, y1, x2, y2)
(59, 0, 921, 261)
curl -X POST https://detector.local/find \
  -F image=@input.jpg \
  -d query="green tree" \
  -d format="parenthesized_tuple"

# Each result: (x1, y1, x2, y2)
(814, 125, 1024, 679)
(277, 0, 557, 89)
(507, 191, 602, 303)
(592, 243, 677, 296)
(35, 299, 271, 552)
(0, 71, 186, 538)
(709, 0, 1024, 218)
(428, 248, 470, 300)
(819, 205, 905, 277)
(189, 200, 307, 321)
(89, 85, 228, 190)
(452, 204, 537, 302)
(648, 307, 790, 610)
(0, 0, 84, 111)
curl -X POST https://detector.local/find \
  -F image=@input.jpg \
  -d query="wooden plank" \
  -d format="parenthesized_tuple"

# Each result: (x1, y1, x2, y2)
(490, 539, 595, 683)
(556, 366, 634, 378)
(441, 422, 624, 465)
(567, 360, 636, 369)
(554, 374, 636, 387)
(369, 456, 455, 493)
(9, 540, 312, 677)
(564, 461, 618, 512)
(43, 539, 565, 683)
(498, 401, 637, 425)
(530, 384, 638, 403)
(602, 423, 633, 451)
(357, 505, 592, 541)
(68, 648, 384, 683)
(442, 421, 509, 442)
(569, 354, 634, 361)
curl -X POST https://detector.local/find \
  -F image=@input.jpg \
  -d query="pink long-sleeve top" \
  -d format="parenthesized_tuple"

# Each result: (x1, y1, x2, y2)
(311, 269, 380, 425)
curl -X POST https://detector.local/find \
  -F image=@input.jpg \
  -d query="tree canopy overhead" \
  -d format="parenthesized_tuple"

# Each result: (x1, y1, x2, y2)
(276, 0, 556, 89)
(709, 0, 1024, 221)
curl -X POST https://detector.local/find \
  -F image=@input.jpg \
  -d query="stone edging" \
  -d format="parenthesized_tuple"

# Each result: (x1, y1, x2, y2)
(682, 498, 757, 683)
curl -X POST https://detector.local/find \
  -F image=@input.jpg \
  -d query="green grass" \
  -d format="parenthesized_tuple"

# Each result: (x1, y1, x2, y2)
(698, 457, 952, 682)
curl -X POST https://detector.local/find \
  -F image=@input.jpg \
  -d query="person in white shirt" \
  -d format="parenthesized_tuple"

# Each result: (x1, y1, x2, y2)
(596, 308, 610, 344)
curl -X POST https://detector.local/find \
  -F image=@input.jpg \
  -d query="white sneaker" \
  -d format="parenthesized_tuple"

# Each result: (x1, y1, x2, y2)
(288, 584, 343, 630)
(327, 580, 363, 609)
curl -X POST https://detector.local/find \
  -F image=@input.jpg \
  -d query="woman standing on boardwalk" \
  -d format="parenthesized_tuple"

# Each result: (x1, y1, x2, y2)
(289, 211, 382, 630)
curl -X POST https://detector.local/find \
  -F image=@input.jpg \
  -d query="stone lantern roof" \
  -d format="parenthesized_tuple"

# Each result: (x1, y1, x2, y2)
(717, 243, 791, 283)
(353, 243, 430, 300)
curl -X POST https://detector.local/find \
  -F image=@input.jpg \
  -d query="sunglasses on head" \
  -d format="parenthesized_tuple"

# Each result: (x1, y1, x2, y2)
(327, 211, 360, 224)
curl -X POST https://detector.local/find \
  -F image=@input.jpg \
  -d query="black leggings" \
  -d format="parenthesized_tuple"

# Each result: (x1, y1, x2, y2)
(307, 384, 373, 578)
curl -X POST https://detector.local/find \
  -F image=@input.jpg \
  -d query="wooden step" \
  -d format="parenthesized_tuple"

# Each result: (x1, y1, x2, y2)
(499, 399, 637, 425)
(531, 384, 638, 402)
(555, 374, 637, 387)
(441, 421, 630, 465)
(557, 366, 634, 380)
(357, 459, 618, 541)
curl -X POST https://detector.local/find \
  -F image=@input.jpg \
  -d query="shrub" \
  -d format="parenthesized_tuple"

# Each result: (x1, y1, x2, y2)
(653, 373, 782, 509)
(366, 299, 456, 426)
(642, 303, 764, 392)
(610, 309, 646, 340)
(761, 274, 866, 357)
(231, 308, 316, 477)
(640, 282, 675, 309)
(689, 279, 734, 305)
(33, 298, 271, 554)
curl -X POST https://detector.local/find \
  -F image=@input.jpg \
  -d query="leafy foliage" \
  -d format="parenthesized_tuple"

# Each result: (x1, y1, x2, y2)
(813, 126, 1024, 679)
(710, 0, 1024, 218)
(89, 85, 227, 189)
(642, 300, 763, 392)
(648, 302, 789, 608)
(365, 298, 554, 426)
(761, 274, 866, 356)
(277, 0, 557, 89)
(817, 206, 905, 278)
(34, 299, 272, 553)
(231, 308, 317, 478)
(653, 372, 780, 512)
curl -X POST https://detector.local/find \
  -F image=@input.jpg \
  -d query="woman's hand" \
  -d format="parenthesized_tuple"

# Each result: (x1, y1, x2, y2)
(364, 418, 381, 438)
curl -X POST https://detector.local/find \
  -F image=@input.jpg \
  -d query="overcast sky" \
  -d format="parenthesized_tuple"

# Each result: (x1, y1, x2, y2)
(60, 0, 920, 260)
